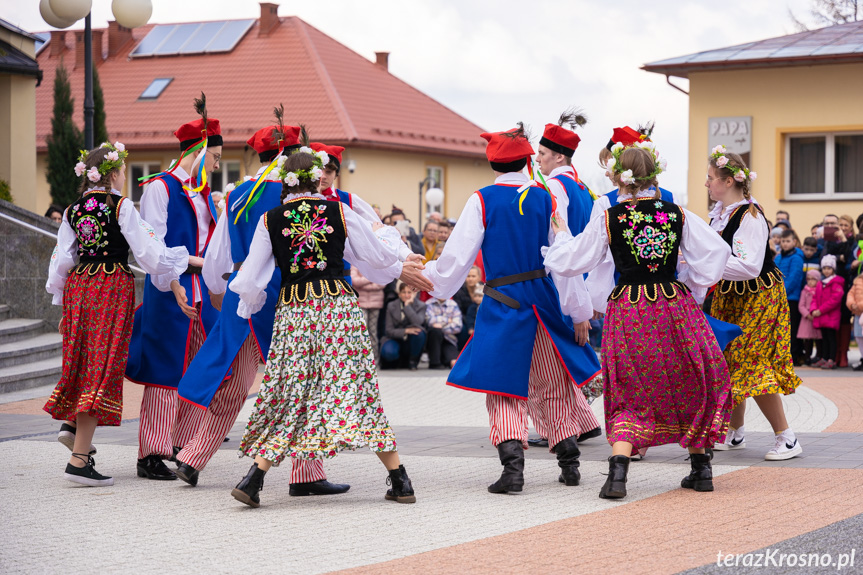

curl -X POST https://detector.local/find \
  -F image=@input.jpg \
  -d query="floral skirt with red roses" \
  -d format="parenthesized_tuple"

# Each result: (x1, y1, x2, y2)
(43, 265, 134, 426)
(238, 291, 397, 465)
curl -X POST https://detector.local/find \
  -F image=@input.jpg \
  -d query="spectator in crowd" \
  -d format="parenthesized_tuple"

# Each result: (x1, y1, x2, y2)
(421, 220, 440, 261)
(463, 286, 482, 345)
(437, 220, 453, 242)
(798, 270, 822, 365)
(424, 297, 462, 369)
(351, 267, 386, 363)
(811, 255, 845, 370)
(775, 229, 804, 364)
(769, 226, 783, 254)
(380, 282, 427, 370)
(44, 204, 64, 224)
(776, 210, 790, 225)
(846, 272, 863, 371)
(427, 211, 443, 223)
(453, 266, 482, 348)
(389, 206, 423, 254)
(774, 219, 791, 232)
(833, 215, 858, 366)
(801, 236, 821, 281)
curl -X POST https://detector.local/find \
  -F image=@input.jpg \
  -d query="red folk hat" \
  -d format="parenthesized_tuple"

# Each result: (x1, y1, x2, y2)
(174, 118, 222, 151)
(606, 126, 648, 150)
(540, 124, 581, 157)
(480, 128, 534, 171)
(310, 142, 346, 169)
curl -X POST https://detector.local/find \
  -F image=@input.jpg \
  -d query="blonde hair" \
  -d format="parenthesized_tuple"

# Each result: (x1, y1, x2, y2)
(611, 147, 660, 199)
(708, 151, 757, 218)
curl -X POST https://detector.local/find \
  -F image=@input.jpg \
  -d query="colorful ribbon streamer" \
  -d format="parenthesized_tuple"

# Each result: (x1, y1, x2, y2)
(232, 151, 283, 224)
(137, 139, 206, 187)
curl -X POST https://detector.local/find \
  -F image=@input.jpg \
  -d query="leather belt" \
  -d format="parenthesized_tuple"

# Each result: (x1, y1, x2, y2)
(482, 269, 547, 310)
(222, 261, 244, 281)
(186, 265, 202, 276)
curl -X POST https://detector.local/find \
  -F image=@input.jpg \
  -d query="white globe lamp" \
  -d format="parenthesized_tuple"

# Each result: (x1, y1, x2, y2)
(112, 0, 153, 28)
(425, 187, 444, 209)
(49, 0, 92, 22)
(40, 0, 76, 28)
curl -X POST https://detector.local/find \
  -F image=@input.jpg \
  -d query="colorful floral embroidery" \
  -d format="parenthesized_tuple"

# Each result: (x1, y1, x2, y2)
(282, 201, 333, 274)
(76, 215, 102, 247)
(84, 197, 98, 211)
(733, 238, 748, 259)
(617, 201, 679, 270)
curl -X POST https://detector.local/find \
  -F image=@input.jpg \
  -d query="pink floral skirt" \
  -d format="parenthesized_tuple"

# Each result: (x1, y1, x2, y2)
(602, 289, 732, 450)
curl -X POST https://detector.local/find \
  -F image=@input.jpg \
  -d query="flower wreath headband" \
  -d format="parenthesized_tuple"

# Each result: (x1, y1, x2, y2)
(605, 140, 667, 187)
(710, 145, 757, 183)
(74, 142, 128, 183)
(274, 146, 329, 188)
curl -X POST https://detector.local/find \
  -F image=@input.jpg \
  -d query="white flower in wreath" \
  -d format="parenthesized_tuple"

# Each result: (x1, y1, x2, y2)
(611, 142, 624, 153)
(310, 167, 323, 181)
(106, 150, 120, 162)
(100, 142, 110, 148)
(605, 158, 616, 172)
(658, 158, 668, 172)
(315, 151, 329, 166)
(749, 170, 758, 181)
(284, 172, 300, 186)
(619, 169, 636, 186)
(225, 182, 236, 193)
(733, 170, 747, 183)
(74, 162, 87, 177)
(637, 140, 655, 152)
(299, 146, 313, 155)
(113, 141, 125, 152)
(87, 167, 102, 183)
(711, 145, 727, 155)
(276, 154, 287, 168)
(715, 155, 729, 168)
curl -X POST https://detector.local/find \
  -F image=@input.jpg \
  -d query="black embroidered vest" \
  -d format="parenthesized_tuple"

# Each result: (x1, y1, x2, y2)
(606, 198, 689, 303)
(714, 204, 782, 295)
(264, 197, 351, 304)
(67, 191, 132, 276)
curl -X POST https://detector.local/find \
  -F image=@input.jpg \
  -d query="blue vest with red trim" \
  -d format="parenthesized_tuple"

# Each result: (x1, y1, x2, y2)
(447, 182, 601, 399)
(336, 188, 353, 285)
(125, 173, 219, 388)
(178, 178, 284, 408)
(553, 173, 593, 235)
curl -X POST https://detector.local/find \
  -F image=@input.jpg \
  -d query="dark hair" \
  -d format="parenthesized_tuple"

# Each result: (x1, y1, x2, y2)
(803, 236, 818, 248)
(612, 147, 659, 198)
(779, 229, 795, 239)
(77, 147, 121, 207)
(280, 152, 318, 201)
(708, 151, 756, 217)
(776, 210, 789, 219)
(44, 204, 64, 218)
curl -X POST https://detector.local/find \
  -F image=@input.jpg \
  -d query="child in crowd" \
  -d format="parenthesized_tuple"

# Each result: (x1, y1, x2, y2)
(775, 229, 804, 364)
(798, 270, 822, 365)
(846, 274, 863, 371)
(464, 286, 483, 343)
(425, 297, 462, 369)
(801, 237, 821, 280)
(811, 255, 845, 370)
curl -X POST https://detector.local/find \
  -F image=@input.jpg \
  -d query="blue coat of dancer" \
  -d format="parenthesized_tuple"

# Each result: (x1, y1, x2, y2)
(126, 173, 219, 388)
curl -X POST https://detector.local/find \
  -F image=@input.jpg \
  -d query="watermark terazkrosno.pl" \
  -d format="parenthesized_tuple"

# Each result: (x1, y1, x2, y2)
(717, 550, 856, 570)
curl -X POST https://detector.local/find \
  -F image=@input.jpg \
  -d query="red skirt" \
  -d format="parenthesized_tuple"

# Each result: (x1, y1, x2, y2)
(43, 265, 135, 426)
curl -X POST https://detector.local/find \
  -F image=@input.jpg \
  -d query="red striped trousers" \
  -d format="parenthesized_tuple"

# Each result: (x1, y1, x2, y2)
(174, 333, 326, 483)
(487, 326, 590, 450)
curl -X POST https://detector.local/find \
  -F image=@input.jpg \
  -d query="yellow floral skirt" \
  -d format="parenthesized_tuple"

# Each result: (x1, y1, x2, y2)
(710, 280, 801, 408)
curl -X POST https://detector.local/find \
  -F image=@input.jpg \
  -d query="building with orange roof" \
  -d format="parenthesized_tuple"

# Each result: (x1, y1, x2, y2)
(644, 19, 863, 226)
(31, 3, 490, 223)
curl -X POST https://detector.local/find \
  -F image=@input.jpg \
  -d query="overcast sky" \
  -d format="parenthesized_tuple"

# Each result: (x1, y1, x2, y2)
(9, 0, 816, 206)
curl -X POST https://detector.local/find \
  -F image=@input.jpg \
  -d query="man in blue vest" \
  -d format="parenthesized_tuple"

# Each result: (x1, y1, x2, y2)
(127, 103, 221, 480)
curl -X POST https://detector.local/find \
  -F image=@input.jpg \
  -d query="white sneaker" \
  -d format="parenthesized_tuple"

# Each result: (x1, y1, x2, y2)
(714, 426, 746, 451)
(765, 430, 803, 461)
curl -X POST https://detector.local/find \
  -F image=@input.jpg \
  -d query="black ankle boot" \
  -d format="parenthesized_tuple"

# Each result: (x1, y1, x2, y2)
(488, 439, 525, 494)
(553, 436, 581, 486)
(681, 453, 714, 491)
(599, 455, 629, 499)
(385, 465, 416, 503)
(231, 463, 266, 508)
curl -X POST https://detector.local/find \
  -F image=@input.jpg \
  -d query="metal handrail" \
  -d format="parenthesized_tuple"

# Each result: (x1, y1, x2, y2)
(0, 211, 146, 275)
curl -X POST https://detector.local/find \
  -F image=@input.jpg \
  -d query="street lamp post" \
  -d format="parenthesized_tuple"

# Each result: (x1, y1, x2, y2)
(418, 176, 444, 227)
(418, 175, 435, 228)
(41, 0, 153, 149)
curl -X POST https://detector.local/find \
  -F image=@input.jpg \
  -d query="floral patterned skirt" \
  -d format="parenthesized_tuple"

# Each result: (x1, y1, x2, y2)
(711, 281, 802, 408)
(43, 268, 135, 426)
(238, 292, 397, 465)
(602, 291, 732, 450)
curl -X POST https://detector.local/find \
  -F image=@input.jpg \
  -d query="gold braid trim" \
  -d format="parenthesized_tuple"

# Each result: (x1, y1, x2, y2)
(279, 278, 354, 305)
(717, 268, 783, 295)
(72, 262, 133, 277)
(609, 280, 690, 304)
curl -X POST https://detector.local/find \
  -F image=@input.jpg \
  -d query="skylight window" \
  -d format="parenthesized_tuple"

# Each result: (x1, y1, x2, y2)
(139, 78, 173, 100)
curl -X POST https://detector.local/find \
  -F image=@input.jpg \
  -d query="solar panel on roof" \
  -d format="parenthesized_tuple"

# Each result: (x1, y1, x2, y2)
(153, 23, 200, 55)
(205, 19, 254, 53)
(130, 25, 175, 57)
(179, 21, 226, 54)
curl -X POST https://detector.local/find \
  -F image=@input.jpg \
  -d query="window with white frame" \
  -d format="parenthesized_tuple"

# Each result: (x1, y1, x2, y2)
(210, 160, 242, 193)
(785, 132, 863, 200)
(128, 162, 161, 202)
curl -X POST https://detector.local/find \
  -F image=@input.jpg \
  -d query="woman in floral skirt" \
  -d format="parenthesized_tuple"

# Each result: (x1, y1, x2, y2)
(228, 150, 415, 507)
(543, 144, 733, 499)
(45, 143, 191, 486)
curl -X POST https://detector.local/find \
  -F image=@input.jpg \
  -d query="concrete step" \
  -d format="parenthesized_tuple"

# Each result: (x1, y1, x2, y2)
(0, 356, 62, 394)
(0, 333, 63, 368)
(0, 304, 10, 321)
(0, 318, 46, 345)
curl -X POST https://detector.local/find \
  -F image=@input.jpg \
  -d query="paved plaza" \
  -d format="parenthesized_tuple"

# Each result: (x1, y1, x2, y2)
(1, 357, 862, 574)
